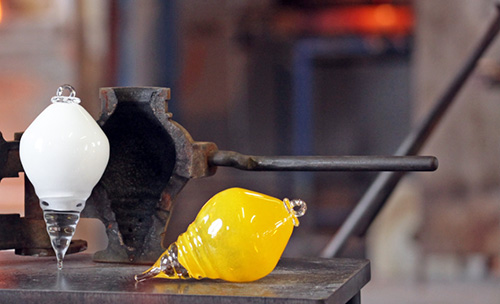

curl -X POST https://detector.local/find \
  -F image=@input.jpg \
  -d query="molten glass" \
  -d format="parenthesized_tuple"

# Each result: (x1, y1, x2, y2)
(135, 187, 307, 283)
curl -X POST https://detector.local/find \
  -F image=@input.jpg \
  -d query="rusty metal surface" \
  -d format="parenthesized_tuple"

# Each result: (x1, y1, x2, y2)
(83, 87, 218, 264)
(0, 252, 370, 304)
(320, 3, 500, 258)
(0, 133, 22, 180)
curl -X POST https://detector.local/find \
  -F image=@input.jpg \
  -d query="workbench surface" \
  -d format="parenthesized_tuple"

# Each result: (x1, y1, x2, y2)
(0, 252, 370, 303)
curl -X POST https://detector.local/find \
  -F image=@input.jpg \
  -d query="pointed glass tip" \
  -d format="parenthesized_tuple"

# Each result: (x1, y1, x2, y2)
(57, 258, 64, 270)
(135, 267, 161, 282)
(43, 210, 80, 270)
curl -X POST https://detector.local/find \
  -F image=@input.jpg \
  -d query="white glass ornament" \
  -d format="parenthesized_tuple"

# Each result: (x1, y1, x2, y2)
(20, 85, 110, 270)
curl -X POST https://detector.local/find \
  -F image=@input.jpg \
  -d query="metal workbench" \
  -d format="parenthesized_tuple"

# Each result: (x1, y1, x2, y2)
(0, 252, 370, 303)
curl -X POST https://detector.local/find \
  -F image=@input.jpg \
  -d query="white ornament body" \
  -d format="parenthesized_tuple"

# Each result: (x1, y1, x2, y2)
(20, 102, 110, 212)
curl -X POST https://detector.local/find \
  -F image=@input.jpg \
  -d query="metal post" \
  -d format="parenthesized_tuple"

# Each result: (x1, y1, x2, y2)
(321, 3, 500, 258)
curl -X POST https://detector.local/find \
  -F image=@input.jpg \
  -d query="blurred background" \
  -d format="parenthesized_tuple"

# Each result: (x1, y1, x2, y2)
(1, 0, 500, 303)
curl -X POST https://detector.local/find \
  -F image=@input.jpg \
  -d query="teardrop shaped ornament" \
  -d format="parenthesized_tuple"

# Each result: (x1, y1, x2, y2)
(20, 85, 110, 269)
(136, 187, 307, 282)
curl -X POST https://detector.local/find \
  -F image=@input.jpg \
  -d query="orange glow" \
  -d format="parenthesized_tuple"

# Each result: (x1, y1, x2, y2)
(373, 4, 399, 29)
(316, 5, 413, 35)
(273, 4, 413, 36)
(0, 0, 3, 24)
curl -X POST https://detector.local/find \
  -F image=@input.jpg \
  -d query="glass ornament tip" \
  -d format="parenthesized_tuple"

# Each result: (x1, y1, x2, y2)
(43, 210, 81, 270)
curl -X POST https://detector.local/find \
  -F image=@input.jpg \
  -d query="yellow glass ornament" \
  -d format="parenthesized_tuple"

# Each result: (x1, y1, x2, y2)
(135, 187, 307, 283)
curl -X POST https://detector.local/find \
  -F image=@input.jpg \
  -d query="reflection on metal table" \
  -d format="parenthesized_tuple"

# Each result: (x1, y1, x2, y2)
(0, 252, 370, 304)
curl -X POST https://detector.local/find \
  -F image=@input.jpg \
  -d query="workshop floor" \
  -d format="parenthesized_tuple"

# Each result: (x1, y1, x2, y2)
(363, 279, 500, 304)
